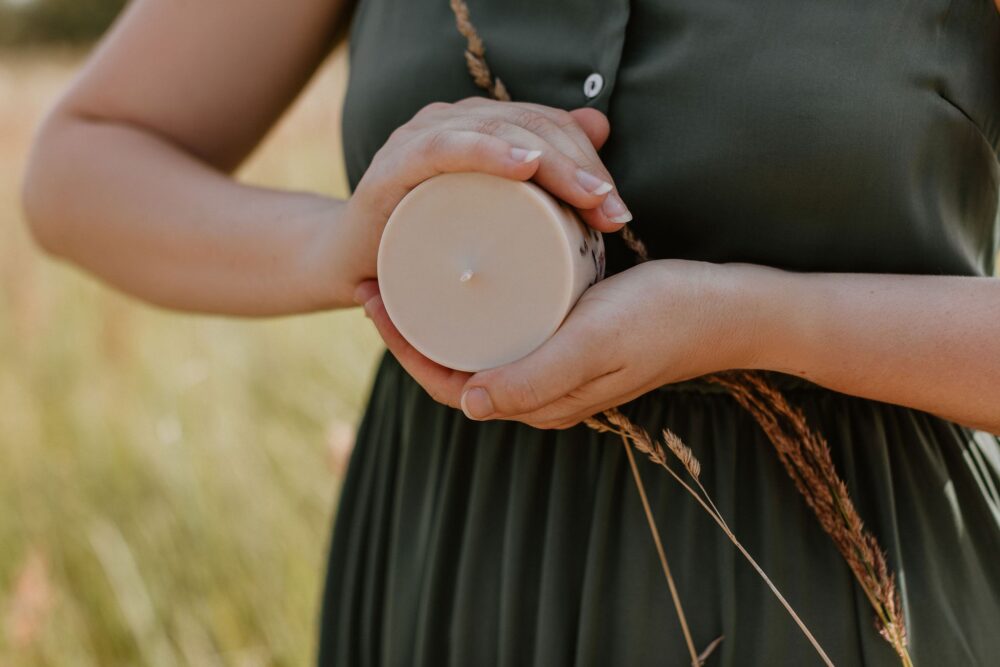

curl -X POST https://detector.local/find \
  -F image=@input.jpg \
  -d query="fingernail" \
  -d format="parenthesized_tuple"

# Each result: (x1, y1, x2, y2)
(602, 192, 632, 224)
(362, 296, 378, 319)
(510, 148, 543, 163)
(575, 169, 613, 196)
(352, 284, 368, 305)
(461, 387, 494, 420)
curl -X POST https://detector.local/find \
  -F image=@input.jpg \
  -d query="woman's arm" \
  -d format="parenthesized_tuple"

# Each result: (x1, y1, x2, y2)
(355, 261, 1000, 434)
(22, 0, 631, 316)
(747, 267, 1000, 432)
(22, 0, 359, 315)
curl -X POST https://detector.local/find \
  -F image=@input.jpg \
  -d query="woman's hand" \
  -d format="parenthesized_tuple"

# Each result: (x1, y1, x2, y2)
(355, 260, 758, 429)
(338, 98, 633, 291)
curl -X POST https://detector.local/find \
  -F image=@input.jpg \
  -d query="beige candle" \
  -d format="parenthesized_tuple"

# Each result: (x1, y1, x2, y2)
(377, 172, 605, 372)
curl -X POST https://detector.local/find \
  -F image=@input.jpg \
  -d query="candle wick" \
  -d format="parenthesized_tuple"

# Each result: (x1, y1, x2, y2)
(459, 269, 475, 283)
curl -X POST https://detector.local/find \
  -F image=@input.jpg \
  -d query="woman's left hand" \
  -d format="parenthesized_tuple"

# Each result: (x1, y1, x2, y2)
(355, 259, 763, 429)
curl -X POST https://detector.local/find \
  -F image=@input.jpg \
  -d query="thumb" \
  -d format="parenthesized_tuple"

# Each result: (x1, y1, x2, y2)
(459, 325, 597, 420)
(569, 108, 611, 150)
(353, 279, 380, 306)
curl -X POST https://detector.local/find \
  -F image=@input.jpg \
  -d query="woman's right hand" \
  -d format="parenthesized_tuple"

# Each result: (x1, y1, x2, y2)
(339, 97, 631, 293)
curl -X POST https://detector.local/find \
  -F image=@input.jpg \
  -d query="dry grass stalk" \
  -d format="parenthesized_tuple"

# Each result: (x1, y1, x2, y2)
(697, 636, 725, 665)
(587, 409, 835, 667)
(450, 4, 699, 658)
(663, 429, 701, 480)
(585, 406, 699, 663)
(449, 0, 509, 102)
(448, 3, 903, 663)
(705, 372, 912, 666)
(618, 433, 701, 666)
(449, 0, 652, 264)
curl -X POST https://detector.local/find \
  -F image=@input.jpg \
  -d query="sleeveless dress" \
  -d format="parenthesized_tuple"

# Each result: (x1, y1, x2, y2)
(320, 1, 1000, 664)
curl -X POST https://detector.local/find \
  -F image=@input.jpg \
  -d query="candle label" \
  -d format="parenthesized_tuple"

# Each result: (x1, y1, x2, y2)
(577, 222, 606, 287)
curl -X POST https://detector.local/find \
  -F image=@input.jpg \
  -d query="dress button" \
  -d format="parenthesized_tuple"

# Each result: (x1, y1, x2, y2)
(583, 73, 604, 99)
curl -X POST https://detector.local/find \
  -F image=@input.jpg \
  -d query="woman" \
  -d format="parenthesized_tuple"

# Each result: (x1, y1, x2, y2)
(22, 0, 1000, 664)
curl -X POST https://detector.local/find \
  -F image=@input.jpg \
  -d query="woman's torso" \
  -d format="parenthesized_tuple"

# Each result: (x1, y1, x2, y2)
(322, 2, 1000, 664)
(342, 0, 1000, 274)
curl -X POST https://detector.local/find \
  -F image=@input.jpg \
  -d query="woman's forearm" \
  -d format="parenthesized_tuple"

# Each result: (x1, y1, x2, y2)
(742, 265, 1000, 432)
(23, 111, 362, 316)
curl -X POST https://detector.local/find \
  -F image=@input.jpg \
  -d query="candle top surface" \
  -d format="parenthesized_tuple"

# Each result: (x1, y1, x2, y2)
(377, 173, 586, 372)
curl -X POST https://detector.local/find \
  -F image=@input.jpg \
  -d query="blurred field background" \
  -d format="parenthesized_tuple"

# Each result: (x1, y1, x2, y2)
(1, 3, 383, 665)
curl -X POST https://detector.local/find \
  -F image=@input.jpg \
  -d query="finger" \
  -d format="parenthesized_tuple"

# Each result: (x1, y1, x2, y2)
(461, 99, 606, 155)
(478, 102, 631, 228)
(521, 105, 629, 229)
(518, 103, 609, 158)
(458, 320, 612, 420)
(542, 107, 630, 228)
(528, 380, 664, 430)
(436, 116, 617, 215)
(361, 290, 471, 408)
(508, 372, 644, 430)
(508, 376, 618, 429)
(568, 108, 611, 151)
(353, 279, 379, 305)
(356, 129, 543, 222)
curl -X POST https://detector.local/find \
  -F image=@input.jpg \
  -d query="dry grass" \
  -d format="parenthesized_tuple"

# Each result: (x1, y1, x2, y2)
(451, 2, 916, 660)
(0, 46, 383, 667)
(586, 409, 834, 667)
(707, 373, 912, 665)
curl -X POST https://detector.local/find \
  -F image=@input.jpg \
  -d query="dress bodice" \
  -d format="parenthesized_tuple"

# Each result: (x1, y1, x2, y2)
(342, 0, 1000, 276)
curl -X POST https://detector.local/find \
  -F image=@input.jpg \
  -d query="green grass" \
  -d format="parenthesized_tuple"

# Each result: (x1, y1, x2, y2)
(0, 47, 383, 666)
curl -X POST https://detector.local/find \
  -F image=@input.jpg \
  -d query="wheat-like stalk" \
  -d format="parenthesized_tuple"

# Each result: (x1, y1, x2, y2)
(586, 409, 835, 666)
(618, 432, 702, 665)
(448, 0, 509, 101)
(705, 373, 912, 665)
(449, 0, 653, 263)
(579, 401, 700, 663)
(448, 2, 910, 663)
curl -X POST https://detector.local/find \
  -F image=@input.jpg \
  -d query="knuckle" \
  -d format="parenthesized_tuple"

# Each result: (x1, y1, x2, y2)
(513, 109, 554, 135)
(574, 155, 600, 174)
(511, 108, 535, 126)
(566, 146, 601, 173)
(385, 124, 413, 147)
(474, 117, 504, 136)
(499, 377, 543, 413)
(468, 134, 496, 158)
(551, 108, 578, 130)
(455, 96, 486, 109)
(416, 101, 450, 119)
(527, 114, 557, 136)
(421, 130, 450, 158)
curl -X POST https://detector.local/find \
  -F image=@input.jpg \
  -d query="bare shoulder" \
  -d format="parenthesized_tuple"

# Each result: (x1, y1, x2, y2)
(53, 0, 352, 170)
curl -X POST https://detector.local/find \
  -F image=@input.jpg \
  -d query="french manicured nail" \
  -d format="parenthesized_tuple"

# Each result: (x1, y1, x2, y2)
(510, 148, 543, 163)
(575, 169, 613, 196)
(461, 387, 494, 420)
(602, 192, 632, 224)
(362, 296, 378, 319)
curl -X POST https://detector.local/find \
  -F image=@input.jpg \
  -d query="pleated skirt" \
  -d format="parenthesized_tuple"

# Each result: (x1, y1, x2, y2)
(319, 351, 1000, 666)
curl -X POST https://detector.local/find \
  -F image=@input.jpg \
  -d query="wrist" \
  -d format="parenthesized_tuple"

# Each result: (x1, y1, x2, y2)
(298, 196, 362, 310)
(705, 262, 804, 373)
(726, 263, 812, 374)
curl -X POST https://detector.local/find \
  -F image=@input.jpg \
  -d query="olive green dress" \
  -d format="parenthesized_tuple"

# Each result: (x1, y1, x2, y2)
(319, 1, 1000, 664)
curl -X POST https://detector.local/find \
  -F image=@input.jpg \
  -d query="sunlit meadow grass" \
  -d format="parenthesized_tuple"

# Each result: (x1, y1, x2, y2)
(0, 47, 383, 666)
